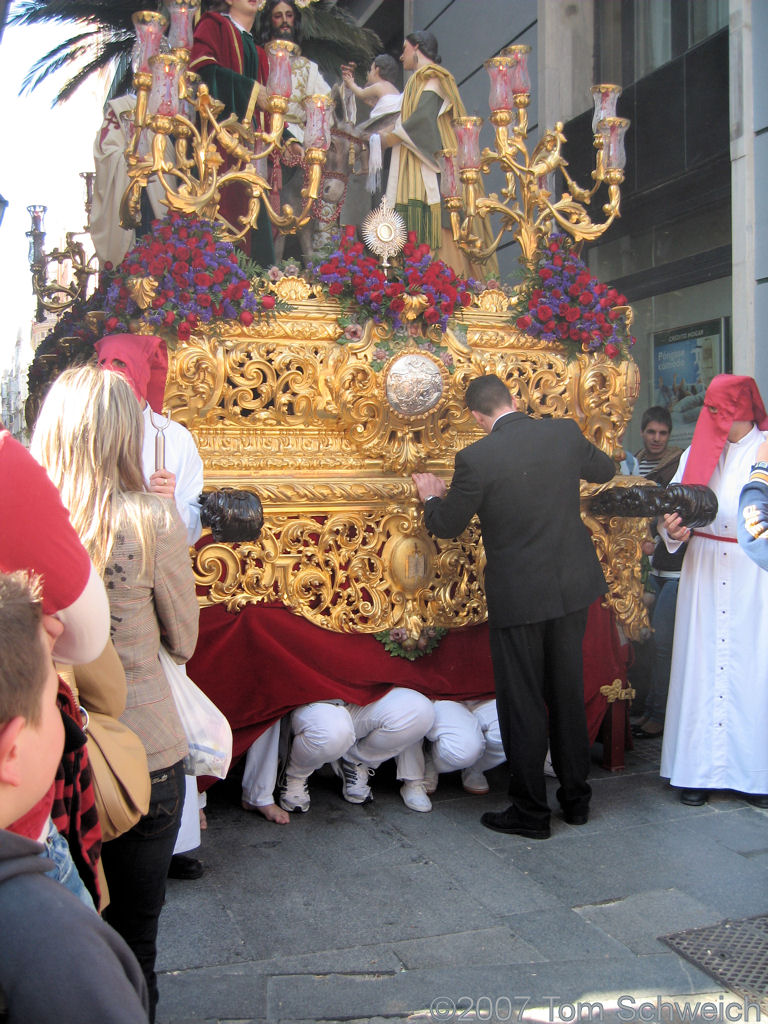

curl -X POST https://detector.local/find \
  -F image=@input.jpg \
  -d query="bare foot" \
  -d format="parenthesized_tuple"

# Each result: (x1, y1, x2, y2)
(241, 799, 290, 825)
(199, 808, 207, 830)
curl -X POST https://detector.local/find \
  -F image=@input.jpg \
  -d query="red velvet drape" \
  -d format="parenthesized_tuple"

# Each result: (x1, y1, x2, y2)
(188, 598, 629, 775)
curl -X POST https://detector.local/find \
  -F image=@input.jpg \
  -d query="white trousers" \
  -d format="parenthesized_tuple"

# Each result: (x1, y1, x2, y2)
(241, 688, 435, 803)
(173, 774, 204, 854)
(242, 721, 282, 806)
(396, 699, 506, 781)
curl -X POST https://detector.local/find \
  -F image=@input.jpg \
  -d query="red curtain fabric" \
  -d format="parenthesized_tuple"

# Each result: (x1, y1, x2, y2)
(188, 598, 630, 779)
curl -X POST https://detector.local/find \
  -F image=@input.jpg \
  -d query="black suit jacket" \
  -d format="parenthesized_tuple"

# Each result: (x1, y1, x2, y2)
(424, 412, 616, 628)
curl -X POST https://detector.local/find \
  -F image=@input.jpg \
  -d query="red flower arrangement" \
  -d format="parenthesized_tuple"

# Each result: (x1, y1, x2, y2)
(311, 226, 478, 334)
(102, 213, 283, 346)
(513, 232, 635, 360)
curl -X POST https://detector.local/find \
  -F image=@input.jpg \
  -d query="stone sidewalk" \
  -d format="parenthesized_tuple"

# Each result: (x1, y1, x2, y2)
(156, 735, 768, 1023)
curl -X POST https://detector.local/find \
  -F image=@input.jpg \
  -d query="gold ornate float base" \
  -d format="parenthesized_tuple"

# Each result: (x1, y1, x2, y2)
(165, 283, 650, 641)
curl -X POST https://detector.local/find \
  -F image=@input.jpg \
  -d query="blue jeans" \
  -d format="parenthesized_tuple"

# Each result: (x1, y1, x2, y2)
(101, 760, 184, 1024)
(42, 816, 95, 911)
(644, 577, 679, 725)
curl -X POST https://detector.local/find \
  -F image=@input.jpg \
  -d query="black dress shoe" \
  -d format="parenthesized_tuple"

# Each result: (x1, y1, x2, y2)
(563, 811, 589, 825)
(743, 793, 768, 809)
(168, 854, 204, 880)
(680, 789, 708, 806)
(480, 808, 550, 839)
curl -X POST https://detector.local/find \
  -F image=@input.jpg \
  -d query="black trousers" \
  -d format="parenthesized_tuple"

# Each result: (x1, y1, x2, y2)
(489, 607, 592, 827)
(101, 760, 184, 1023)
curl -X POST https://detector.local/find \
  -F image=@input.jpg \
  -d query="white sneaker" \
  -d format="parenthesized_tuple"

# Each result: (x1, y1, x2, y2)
(400, 781, 432, 812)
(543, 751, 557, 778)
(423, 749, 439, 795)
(461, 767, 489, 795)
(333, 758, 374, 804)
(279, 774, 310, 813)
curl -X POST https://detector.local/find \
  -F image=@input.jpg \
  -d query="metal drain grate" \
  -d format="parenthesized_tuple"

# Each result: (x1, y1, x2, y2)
(661, 915, 768, 1008)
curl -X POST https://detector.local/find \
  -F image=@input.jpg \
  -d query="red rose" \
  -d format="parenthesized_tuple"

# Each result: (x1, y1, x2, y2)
(423, 306, 440, 324)
(389, 297, 405, 313)
(579, 291, 593, 305)
(537, 303, 553, 321)
(329, 281, 344, 296)
(539, 267, 553, 280)
(604, 343, 619, 359)
(164, 310, 175, 325)
(177, 322, 191, 341)
(261, 295, 275, 310)
(459, 291, 472, 307)
(516, 315, 533, 331)
(197, 294, 212, 308)
(240, 311, 254, 326)
(194, 272, 212, 288)
(105, 316, 119, 331)
(565, 307, 580, 322)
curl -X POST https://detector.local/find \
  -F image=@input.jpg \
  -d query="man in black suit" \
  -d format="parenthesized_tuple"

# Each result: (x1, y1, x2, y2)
(413, 374, 615, 838)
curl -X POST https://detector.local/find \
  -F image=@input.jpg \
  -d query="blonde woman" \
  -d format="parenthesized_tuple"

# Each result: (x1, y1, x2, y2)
(32, 365, 199, 1023)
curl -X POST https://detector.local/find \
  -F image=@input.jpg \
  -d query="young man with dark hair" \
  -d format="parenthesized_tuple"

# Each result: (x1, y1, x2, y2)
(635, 405, 682, 485)
(0, 571, 150, 1023)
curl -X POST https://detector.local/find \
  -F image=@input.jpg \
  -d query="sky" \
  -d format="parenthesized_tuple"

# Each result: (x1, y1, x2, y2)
(0, 18, 107, 376)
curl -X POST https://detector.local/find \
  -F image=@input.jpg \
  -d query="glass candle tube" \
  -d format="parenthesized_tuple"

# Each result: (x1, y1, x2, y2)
(454, 116, 483, 171)
(303, 94, 332, 150)
(148, 53, 184, 117)
(167, 0, 199, 51)
(438, 150, 460, 198)
(597, 116, 630, 170)
(266, 41, 294, 98)
(132, 11, 168, 74)
(486, 55, 515, 112)
(502, 44, 531, 95)
(591, 84, 622, 134)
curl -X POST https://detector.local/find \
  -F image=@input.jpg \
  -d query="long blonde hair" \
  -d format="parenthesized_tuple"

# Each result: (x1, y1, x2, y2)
(31, 365, 174, 576)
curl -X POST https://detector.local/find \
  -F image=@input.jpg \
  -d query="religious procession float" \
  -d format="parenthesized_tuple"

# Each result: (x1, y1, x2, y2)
(26, 1, 652, 768)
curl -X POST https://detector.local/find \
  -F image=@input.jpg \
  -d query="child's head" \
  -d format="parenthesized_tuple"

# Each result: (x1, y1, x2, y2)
(0, 571, 64, 829)
(369, 54, 400, 88)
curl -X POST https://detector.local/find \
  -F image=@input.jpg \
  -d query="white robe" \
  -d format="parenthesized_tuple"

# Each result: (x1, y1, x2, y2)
(141, 406, 205, 853)
(142, 405, 203, 546)
(660, 425, 768, 793)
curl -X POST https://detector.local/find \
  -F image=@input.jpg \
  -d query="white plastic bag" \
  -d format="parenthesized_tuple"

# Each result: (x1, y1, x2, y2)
(158, 646, 232, 778)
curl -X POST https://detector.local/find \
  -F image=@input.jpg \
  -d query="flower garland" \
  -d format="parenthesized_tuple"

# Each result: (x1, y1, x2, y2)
(512, 232, 635, 360)
(375, 626, 447, 661)
(102, 213, 283, 346)
(310, 226, 478, 340)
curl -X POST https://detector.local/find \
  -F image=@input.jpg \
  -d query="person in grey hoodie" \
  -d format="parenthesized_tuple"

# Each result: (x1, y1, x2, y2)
(0, 570, 150, 1023)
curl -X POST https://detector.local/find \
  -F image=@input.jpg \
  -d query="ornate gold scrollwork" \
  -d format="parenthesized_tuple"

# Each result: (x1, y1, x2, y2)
(168, 291, 648, 639)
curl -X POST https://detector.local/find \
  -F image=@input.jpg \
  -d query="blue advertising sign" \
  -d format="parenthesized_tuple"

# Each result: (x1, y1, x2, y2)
(651, 318, 728, 446)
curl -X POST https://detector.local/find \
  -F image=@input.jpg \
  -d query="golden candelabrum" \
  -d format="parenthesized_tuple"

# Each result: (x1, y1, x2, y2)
(26, 173, 98, 321)
(440, 46, 630, 265)
(121, 8, 330, 242)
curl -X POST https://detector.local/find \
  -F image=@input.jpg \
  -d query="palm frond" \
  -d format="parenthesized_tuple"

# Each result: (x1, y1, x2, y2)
(303, 3, 381, 82)
(10, 0, 142, 29)
(12, 0, 382, 102)
(54, 38, 130, 101)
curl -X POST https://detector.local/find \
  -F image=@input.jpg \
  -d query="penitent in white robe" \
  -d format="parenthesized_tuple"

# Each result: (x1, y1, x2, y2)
(660, 425, 768, 794)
